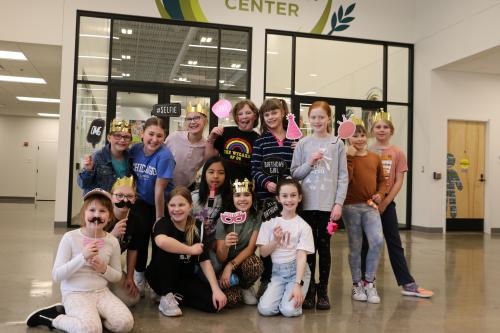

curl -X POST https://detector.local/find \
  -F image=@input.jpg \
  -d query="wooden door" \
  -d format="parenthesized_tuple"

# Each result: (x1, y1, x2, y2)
(446, 120, 485, 231)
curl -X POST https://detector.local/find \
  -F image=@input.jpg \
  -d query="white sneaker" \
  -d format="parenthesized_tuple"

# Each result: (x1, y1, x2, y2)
(364, 282, 381, 304)
(352, 282, 367, 302)
(134, 271, 146, 297)
(242, 287, 258, 305)
(159, 293, 183, 317)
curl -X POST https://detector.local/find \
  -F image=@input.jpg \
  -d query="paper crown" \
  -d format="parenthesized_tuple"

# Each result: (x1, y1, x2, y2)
(232, 178, 254, 193)
(372, 110, 391, 122)
(187, 102, 208, 117)
(112, 176, 135, 191)
(350, 116, 365, 127)
(110, 119, 131, 133)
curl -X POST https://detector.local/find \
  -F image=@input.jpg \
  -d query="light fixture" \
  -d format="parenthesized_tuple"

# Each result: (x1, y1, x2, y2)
(0, 50, 27, 60)
(180, 64, 217, 69)
(230, 63, 241, 69)
(121, 73, 130, 77)
(219, 80, 225, 84)
(223, 83, 235, 87)
(121, 28, 133, 35)
(79, 34, 120, 40)
(200, 36, 212, 43)
(309, 73, 318, 77)
(0, 75, 46, 84)
(187, 60, 198, 65)
(188, 44, 247, 52)
(173, 77, 191, 83)
(121, 54, 131, 60)
(38, 113, 60, 118)
(266, 51, 279, 55)
(17, 97, 60, 103)
(78, 55, 122, 61)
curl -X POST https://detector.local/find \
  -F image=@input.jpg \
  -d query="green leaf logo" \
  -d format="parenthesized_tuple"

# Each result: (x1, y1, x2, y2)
(328, 3, 356, 35)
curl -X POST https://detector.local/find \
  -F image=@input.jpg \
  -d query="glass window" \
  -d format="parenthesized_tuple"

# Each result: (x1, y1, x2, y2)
(265, 35, 292, 94)
(299, 102, 336, 137)
(219, 30, 249, 91)
(169, 95, 210, 138)
(217, 93, 249, 127)
(111, 21, 218, 86)
(295, 38, 383, 100)
(77, 17, 111, 81)
(388, 47, 409, 103)
(116, 92, 159, 143)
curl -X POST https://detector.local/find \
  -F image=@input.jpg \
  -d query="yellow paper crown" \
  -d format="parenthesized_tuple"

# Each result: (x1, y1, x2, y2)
(110, 119, 131, 133)
(187, 102, 208, 117)
(112, 176, 135, 191)
(372, 110, 391, 123)
(350, 116, 365, 127)
(232, 178, 254, 193)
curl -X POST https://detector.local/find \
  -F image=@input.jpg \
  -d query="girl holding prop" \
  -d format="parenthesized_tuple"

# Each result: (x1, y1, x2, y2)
(343, 124, 386, 304)
(215, 178, 264, 306)
(78, 119, 133, 194)
(361, 111, 433, 298)
(257, 179, 314, 317)
(129, 117, 176, 295)
(26, 189, 134, 332)
(145, 187, 227, 316)
(291, 101, 348, 310)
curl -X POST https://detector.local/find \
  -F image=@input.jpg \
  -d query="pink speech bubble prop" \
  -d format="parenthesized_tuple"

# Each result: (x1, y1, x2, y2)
(211, 99, 232, 119)
(337, 115, 356, 139)
(286, 114, 302, 140)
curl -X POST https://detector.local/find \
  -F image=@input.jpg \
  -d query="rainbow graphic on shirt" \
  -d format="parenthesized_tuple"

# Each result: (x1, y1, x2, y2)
(223, 138, 252, 161)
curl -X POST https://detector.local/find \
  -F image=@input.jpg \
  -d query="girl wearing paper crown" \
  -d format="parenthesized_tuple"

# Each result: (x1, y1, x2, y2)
(214, 178, 264, 307)
(290, 101, 348, 310)
(360, 111, 433, 298)
(165, 102, 208, 190)
(78, 119, 133, 195)
(205, 99, 260, 182)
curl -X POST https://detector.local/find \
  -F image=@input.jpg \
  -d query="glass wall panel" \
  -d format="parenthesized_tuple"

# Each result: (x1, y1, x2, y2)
(70, 84, 109, 224)
(265, 35, 292, 94)
(299, 102, 336, 137)
(78, 17, 111, 81)
(388, 47, 409, 103)
(219, 30, 249, 91)
(218, 93, 249, 127)
(112, 21, 218, 86)
(116, 92, 158, 143)
(295, 39, 383, 100)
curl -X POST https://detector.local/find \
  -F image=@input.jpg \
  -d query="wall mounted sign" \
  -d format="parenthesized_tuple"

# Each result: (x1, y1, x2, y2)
(151, 103, 182, 117)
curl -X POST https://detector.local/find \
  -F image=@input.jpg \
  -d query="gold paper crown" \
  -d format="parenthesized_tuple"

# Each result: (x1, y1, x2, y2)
(232, 178, 254, 193)
(110, 119, 131, 133)
(372, 110, 391, 122)
(350, 116, 365, 127)
(187, 102, 208, 117)
(112, 176, 135, 191)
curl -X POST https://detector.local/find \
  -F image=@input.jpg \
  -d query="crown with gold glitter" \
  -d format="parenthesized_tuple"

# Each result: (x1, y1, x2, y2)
(112, 176, 135, 191)
(110, 119, 131, 134)
(187, 102, 208, 117)
(350, 116, 365, 127)
(372, 110, 391, 122)
(232, 178, 254, 193)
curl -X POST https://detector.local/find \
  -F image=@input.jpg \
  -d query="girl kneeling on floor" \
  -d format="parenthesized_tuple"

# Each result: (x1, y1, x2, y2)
(146, 187, 227, 316)
(215, 178, 264, 306)
(257, 179, 314, 317)
(27, 188, 134, 332)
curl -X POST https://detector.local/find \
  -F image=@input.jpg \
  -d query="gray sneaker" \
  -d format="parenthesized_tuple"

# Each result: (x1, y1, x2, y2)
(352, 282, 367, 302)
(364, 282, 381, 304)
(159, 293, 183, 317)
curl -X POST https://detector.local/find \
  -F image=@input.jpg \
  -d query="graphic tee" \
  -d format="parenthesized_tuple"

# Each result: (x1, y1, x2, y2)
(214, 126, 259, 181)
(215, 212, 262, 261)
(369, 145, 408, 192)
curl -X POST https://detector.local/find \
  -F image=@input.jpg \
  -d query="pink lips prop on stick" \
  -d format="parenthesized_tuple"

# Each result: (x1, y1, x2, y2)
(286, 114, 302, 140)
(337, 115, 356, 139)
(211, 99, 232, 119)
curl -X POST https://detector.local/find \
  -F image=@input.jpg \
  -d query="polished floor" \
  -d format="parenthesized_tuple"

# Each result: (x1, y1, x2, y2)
(0, 202, 498, 333)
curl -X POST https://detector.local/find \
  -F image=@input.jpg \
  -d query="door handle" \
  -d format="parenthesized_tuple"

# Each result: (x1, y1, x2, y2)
(479, 174, 485, 182)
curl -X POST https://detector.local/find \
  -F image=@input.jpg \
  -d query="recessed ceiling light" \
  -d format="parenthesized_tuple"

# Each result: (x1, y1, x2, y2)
(121, 28, 133, 35)
(17, 96, 60, 103)
(121, 73, 130, 77)
(0, 75, 46, 84)
(230, 63, 241, 69)
(187, 60, 198, 65)
(266, 51, 279, 55)
(0, 50, 27, 60)
(38, 113, 60, 118)
(219, 80, 225, 84)
(309, 73, 318, 77)
(121, 54, 131, 60)
(200, 36, 212, 43)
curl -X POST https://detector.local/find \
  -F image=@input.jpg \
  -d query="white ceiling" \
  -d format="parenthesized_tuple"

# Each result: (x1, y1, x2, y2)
(0, 41, 61, 117)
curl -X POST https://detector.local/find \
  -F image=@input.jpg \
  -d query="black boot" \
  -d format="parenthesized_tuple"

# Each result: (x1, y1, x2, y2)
(26, 303, 63, 329)
(302, 282, 316, 309)
(316, 283, 331, 310)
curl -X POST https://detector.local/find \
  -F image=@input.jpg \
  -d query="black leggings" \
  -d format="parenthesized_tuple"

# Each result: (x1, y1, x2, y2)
(301, 210, 332, 285)
(132, 199, 155, 272)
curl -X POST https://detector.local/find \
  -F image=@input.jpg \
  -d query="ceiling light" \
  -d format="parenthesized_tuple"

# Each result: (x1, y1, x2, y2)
(187, 60, 198, 65)
(266, 51, 279, 55)
(200, 36, 212, 43)
(38, 113, 60, 118)
(309, 73, 318, 77)
(189, 44, 247, 52)
(121, 54, 131, 60)
(121, 28, 133, 35)
(79, 34, 119, 40)
(219, 80, 225, 84)
(230, 63, 241, 69)
(223, 83, 235, 87)
(121, 73, 130, 77)
(0, 50, 27, 60)
(180, 64, 217, 69)
(78, 55, 121, 61)
(17, 96, 60, 103)
(0, 75, 46, 84)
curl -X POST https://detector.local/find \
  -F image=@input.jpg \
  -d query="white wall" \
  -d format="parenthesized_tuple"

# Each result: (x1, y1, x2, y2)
(0, 116, 59, 197)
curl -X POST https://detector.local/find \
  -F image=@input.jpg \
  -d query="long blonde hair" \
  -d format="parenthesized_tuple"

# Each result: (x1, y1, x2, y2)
(167, 187, 197, 245)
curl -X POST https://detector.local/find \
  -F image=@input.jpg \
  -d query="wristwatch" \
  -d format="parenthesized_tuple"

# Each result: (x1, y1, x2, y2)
(295, 280, 304, 286)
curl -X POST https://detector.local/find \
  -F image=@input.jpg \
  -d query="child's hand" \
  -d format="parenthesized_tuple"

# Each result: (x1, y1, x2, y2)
(82, 241, 98, 260)
(124, 276, 139, 297)
(83, 154, 94, 171)
(378, 200, 389, 214)
(265, 181, 277, 193)
(291, 140, 298, 150)
(224, 232, 238, 248)
(347, 145, 357, 157)
(372, 194, 382, 204)
(89, 255, 107, 274)
(309, 151, 324, 166)
(208, 127, 224, 142)
(330, 204, 342, 221)
(212, 287, 227, 311)
(219, 264, 233, 289)
(273, 226, 283, 243)
(289, 284, 304, 308)
(111, 218, 127, 238)
(189, 243, 204, 256)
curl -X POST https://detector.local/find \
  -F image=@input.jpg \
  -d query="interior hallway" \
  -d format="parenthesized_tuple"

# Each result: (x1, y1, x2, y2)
(0, 202, 498, 333)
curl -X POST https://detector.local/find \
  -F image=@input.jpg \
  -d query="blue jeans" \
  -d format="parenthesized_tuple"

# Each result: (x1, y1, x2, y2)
(343, 203, 384, 283)
(258, 260, 311, 317)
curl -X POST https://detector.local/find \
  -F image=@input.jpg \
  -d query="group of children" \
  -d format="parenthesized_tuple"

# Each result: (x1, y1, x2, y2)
(26, 98, 432, 333)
